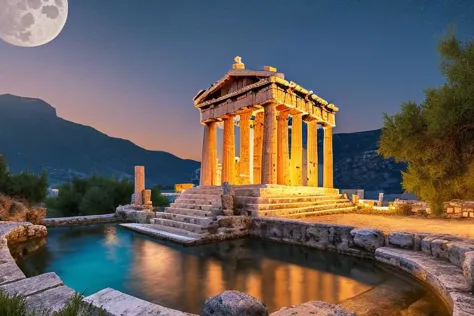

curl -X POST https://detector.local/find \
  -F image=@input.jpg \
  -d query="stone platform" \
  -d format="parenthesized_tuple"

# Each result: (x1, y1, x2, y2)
(231, 184, 355, 218)
(127, 185, 354, 245)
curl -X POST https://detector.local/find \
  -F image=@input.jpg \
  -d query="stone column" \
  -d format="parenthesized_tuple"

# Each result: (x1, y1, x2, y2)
(306, 120, 318, 187)
(253, 111, 264, 184)
(277, 110, 290, 185)
(291, 113, 303, 186)
(323, 125, 334, 188)
(209, 122, 218, 185)
(200, 123, 212, 186)
(134, 166, 145, 205)
(222, 116, 235, 184)
(239, 111, 252, 184)
(249, 122, 254, 184)
(261, 102, 277, 184)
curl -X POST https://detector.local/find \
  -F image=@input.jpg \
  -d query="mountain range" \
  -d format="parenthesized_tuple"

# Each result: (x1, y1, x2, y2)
(0, 94, 200, 187)
(0, 94, 405, 193)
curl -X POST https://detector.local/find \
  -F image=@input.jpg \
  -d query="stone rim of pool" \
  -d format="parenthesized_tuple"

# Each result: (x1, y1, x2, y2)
(4, 217, 473, 315)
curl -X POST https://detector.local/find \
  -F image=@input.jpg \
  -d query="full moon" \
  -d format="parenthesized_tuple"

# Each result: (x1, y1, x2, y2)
(0, 0, 68, 47)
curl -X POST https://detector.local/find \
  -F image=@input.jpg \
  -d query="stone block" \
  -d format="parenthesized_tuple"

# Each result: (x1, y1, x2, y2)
(85, 288, 189, 316)
(221, 195, 234, 211)
(463, 212, 469, 218)
(388, 232, 415, 249)
(462, 251, 474, 292)
(451, 291, 474, 316)
(431, 239, 450, 260)
(447, 242, 474, 268)
(306, 225, 330, 250)
(271, 300, 354, 315)
(0, 261, 26, 285)
(0, 272, 63, 297)
(351, 228, 385, 252)
(142, 190, 152, 206)
(201, 290, 268, 316)
(24, 285, 76, 314)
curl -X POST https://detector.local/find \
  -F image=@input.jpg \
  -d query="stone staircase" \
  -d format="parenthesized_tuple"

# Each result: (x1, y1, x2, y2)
(233, 184, 355, 219)
(149, 186, 224, 240)
(144, 184, 355, 241)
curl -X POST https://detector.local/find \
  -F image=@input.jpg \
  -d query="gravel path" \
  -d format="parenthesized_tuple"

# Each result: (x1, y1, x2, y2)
(303, 214, 474, 239)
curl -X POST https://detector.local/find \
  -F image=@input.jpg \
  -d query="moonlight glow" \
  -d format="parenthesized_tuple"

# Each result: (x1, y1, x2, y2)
(0, 0, 68, 47)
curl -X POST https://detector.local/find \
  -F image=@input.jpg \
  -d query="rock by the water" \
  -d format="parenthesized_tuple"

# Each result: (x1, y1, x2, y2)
(388, 232, 414, 249)
(200, 290, 268, 316)
(351, 228, 385, 252)
(463, 251, 474, 292)
(272, 300, 355, 316)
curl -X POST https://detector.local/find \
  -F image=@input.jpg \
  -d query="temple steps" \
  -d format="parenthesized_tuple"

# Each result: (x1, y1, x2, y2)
(177, 193, 222, 202)
(235, 194, 343, 205)
(155, 212, 214, 226)
(164, 207, 214, 218)
(141, 186, 224, 241)
(273, 206, 357, 219)
(169, 203, 221, 212)
(146, 223, 205, 239)
(150, 218, 216, 234)
(244, 199, 349, 211)
(250, 202, 355, 217)
(173, 198, 221, 206)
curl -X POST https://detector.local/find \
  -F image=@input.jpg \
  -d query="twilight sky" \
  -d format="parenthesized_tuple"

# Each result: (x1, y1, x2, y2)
(0, 0, 473, 161)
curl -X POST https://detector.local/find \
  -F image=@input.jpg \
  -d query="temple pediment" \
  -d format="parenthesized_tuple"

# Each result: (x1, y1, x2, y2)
(194, 57, 339, 127)
(193, 69, 285, 106)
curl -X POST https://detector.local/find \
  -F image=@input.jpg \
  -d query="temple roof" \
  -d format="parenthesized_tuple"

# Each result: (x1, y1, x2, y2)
(193, 57, 338, 112)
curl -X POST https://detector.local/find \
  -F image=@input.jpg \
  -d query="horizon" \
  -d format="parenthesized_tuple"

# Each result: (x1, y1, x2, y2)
(1, 0, 473, 160)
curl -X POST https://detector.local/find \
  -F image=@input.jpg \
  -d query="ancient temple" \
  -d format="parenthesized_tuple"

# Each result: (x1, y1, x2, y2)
(195, 57, 337, 190)
(145, 58, 352, 242)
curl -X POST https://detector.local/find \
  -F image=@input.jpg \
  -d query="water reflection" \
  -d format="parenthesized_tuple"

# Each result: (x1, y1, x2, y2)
(18, 225, 448, 314)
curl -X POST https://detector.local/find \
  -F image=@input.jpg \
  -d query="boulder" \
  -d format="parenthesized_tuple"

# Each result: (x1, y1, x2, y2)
(200, 290, 268, 316)
(388, 232, 414, 249)
(351, 228, 385, 252)
(462, 251, 474, 292)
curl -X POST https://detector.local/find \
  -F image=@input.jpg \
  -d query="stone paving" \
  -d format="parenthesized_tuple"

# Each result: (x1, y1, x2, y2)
(303, 213, 474, 239)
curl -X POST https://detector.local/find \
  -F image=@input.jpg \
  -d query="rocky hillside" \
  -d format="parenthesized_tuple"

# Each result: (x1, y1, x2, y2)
(0, 94, 200, 187)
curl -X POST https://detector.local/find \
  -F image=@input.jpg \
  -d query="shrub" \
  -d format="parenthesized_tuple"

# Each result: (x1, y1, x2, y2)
(54, 175, 133, 217)
(395, 204, 413, 216)
(0, 290, 105, 316)
(0, 155, 48, 205)
(151, 184, 170, 207)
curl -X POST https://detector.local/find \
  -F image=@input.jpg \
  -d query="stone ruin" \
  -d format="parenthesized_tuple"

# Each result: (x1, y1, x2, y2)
(131, 166, 153, 210)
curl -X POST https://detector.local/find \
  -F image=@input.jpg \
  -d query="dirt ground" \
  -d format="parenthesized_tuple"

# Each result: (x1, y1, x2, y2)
(302, 213, 474, 239)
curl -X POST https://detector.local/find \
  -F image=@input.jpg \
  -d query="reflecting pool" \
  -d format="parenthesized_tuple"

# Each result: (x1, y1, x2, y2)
(18, 224, 449, 314)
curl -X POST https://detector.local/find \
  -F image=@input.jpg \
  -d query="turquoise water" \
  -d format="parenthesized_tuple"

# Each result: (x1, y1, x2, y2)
(18, 224, 448, 314)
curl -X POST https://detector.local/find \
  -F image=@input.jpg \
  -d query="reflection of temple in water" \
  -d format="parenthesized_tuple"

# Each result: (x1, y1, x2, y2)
(128, 237, 376, 313)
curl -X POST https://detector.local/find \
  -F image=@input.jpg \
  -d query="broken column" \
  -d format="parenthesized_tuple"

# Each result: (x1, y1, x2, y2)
(134, 166, 145, 205)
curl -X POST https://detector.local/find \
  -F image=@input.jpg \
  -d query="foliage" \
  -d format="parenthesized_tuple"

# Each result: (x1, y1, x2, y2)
(151, 184, 170, 207)
(379, 33, 474, 216)
(0, 290, 105, 316)
(394, 204, 413, 216)
(0, 155, 48, 204)
(54, 175, 133, 217)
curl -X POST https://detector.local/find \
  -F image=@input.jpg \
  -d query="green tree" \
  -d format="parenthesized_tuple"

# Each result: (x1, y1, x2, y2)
(54, 175, 133, 216)
(79, 186, 114, 215)
(0, 155, 9, 192)
(379, 33, 474, 215)
(151, 184, 170, 207)
(6, 171, 48, 204)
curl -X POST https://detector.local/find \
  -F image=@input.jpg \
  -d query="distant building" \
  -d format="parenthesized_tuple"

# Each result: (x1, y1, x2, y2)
(47, 188, 59, 197)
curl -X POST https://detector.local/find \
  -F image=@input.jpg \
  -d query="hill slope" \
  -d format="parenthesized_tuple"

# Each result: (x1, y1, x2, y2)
(0, 94, 200, 187)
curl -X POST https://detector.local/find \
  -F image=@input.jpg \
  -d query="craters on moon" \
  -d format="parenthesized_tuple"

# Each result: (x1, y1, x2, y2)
(42, 5, 59, 19)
